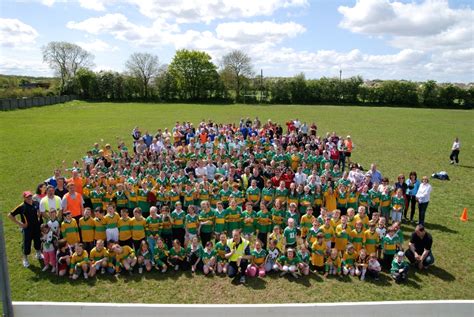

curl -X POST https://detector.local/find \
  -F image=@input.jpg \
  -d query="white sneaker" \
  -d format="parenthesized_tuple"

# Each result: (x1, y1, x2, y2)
(51, 267, 56, 273)
(361, 275, 365, 281)
(161, 268, 167, 273)
(22, 258, 30, 268)
(101, 268, 105, 274)
(35, 251, 43, 260)
(174, 265, 179, 271)
(291, 272, 299, 279)
(72, 274, 78, 280)
(84, 272, 88, 279)
(138, 267, 143, 274)
(42, 265, 50, 272)
(450, 161, 454, 164)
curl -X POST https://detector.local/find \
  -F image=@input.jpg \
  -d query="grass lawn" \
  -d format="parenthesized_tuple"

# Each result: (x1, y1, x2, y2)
(1, 101, 473, 304)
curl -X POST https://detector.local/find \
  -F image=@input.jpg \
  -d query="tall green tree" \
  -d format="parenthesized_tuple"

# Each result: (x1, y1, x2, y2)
(168, 49, 218, 100)
(42, 41, 94, 94)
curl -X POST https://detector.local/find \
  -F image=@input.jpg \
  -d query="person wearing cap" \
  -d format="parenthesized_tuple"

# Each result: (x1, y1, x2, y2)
(8, 191, 43, 267)
(404, 224, 434, 270)
(391, 251, 409, 283)
(44, 169, 62, 188)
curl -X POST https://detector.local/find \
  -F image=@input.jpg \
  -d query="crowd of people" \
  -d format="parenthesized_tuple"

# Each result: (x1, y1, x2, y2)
(9, 117, 434, 284)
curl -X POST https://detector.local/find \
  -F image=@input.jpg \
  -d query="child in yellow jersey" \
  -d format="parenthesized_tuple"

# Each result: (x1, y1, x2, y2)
(323, 186, 337, 213)
(319, 216, 335, 251)
(268, 225, 284, 253)
(350, 221, 365, 252)
(311, 233, 326, 273)
(346, 208, 356, 230)
(354, 206, 370, 229)
(131, 207, 146, 251)
(79, 207, 95, 252)
(112, 244, 137, 275)
(300, 207, 316, 239)
(330, 209, 341, 229)
(364, 220, 380, 255)
(104, 205, 120, 242)
(342, 244, 358, 276)
(61, 211, 80, 246)
(93, 207, 106, 242)
(70, 243, 89, 280)
(118, 209, 132, 247)
(324, 248, 341, 277)
(335, 215, 350, 254)
(89, 239, 109, 277)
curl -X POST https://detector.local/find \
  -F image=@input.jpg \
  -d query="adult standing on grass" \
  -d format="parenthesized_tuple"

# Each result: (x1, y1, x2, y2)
(61, 183, 84, 224)
(8, 191, 42, 268)
(405, 171, 419, 223)
(449, 137, 460, 165)
(225, 229, 251, 284)
(404, 225, 434, 270)
(415, 176, 432, 225)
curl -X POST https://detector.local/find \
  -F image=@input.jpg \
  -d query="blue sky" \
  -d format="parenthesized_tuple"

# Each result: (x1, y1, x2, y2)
(0, 0, 473, 82)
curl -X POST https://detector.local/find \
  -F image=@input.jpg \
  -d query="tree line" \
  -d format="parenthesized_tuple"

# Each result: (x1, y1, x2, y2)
(15, 41, 474, 109)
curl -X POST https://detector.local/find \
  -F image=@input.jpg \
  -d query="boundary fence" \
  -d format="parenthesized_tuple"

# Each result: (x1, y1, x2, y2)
(0, 95, 77, 111)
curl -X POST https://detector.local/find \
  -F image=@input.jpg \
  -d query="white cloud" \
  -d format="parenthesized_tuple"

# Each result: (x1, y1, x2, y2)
(66, 13, 136, 35)
(75, 39, 119, 52)
(338, 0, 463, 37)
(0, 56, 51, 76)
(79, 0, 109, 11)
(0, 18, 38, 47)
(335, 0, 474, 81)
(216, 21, 306, 44)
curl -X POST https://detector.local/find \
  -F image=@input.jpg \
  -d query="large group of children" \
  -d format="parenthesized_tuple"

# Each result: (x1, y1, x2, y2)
(31, 118, 416, 283)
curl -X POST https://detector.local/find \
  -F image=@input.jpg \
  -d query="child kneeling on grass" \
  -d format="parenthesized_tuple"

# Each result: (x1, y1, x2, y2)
(366, 252, 381, 281)
(89, 239, 110, 277)
(391, 251, 409, 283)
(70, 243, 89, 280)
(277, 248, 301, 278)
(247, 239, 267, 278)
(137, 240, 153, 274)
(324, 248, 341, 278)
(113, 243, 137, 275)
(264, 239, 280, 273)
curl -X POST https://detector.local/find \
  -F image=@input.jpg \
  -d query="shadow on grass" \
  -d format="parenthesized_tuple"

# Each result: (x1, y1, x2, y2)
(457, 165, 474, 169)
(424, 222, 458, 234)
(417, 265, 455, 282)
(244, 277, 268, 290)
(365, 273, 392, 287)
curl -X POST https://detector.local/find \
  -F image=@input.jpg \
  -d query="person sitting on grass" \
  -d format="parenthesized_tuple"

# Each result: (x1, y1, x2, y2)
(324, 248, 341, 278)
(112, 243, 137, 275)
(404, 224, 434, 270)
(137, 240, 153, 274)
(277, 248, 301, 278)
(70, 243, 89, 280)
(391, 251, 409, 283)
(89, 239, 109, 277)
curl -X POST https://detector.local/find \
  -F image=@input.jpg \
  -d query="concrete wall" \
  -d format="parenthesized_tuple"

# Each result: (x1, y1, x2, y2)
(0, 95, 77, 111)
(12, 301, 474, 317)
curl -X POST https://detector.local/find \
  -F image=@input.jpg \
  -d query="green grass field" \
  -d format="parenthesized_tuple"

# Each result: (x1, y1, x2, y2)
(1, 101, 473, 304)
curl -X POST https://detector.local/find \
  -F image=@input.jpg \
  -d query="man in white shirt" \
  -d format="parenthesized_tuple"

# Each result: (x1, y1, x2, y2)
(294, 167, 307, 186)
(195, 160, 208, 182)
(450, 137, 460, 165)
(415, 176, 432, 225)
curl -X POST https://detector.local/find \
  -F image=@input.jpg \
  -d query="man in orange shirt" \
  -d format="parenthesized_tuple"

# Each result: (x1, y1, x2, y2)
(61, 183, 85, 224)
(67, 169, 84, 195)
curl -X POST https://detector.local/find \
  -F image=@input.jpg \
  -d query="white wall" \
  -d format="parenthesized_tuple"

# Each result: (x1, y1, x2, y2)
(13, 301, 474, 317)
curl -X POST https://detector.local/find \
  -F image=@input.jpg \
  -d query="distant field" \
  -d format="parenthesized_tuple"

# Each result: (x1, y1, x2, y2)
(1, 101, 473, 303)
